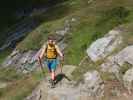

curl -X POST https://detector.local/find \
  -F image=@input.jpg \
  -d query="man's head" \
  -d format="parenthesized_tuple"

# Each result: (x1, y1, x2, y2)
(47, 35, 56, 45)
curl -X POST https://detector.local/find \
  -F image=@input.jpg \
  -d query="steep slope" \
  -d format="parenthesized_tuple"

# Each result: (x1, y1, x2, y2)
(0, 0, 133, 100)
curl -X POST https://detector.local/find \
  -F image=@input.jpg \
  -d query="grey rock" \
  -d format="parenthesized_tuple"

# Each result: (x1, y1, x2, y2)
(81, 70, 104, 97)
(123, 67, 133, 94)
(114, 45, 133, 66)
(111, 87, 121, 96)
(87, 30, 122, 62)
(2, 50, 38, 73)
(25, 68, 104, 100)
(100, 45, 133, 89)
(101, 45, 133, 74)
(25, 65, 78, 100)
(101, 56, 120, 73)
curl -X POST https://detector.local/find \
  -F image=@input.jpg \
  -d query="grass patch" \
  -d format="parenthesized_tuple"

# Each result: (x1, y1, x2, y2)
(0, 49, 12, 64)
(0, 68, 23, 82)
(72, 57, 99, 81)
(120, 62, 133, 75)
(100, 72, 117, 81)
(0, 70, 44, 100)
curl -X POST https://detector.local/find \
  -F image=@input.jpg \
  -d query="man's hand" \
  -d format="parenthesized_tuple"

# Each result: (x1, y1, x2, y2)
(37, 56, 40, 61)
(37, 56, 42, 63)
(60, 54, 64, 61)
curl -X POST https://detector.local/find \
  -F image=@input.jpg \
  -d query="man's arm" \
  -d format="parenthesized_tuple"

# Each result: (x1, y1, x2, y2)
(39, 44, 46, 59)
(55, 45, 63, 58)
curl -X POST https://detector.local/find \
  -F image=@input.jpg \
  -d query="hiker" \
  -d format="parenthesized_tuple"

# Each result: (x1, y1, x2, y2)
(38, 35, 64, 86)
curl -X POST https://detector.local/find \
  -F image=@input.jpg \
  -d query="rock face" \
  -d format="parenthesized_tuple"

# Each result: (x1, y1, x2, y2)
(87, 30, 122, 62)
(123, 67, 133, 94)
(86, 26, 133, 95)
(26, 69, 104, 100)
(2, 49, 38, 73)
(100, 56, 120, 73)
(113, 46, 133, 66)
(101, 45, 133, 73)
(81, 70, 104, 97)
(100, 45, 133, 94)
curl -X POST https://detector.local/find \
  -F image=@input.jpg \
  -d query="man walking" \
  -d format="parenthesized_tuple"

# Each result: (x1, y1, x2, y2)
(38, 35, 63, 87)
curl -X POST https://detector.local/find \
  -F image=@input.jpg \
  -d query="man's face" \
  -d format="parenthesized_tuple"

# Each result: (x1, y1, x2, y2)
(48, 39, 54, 45)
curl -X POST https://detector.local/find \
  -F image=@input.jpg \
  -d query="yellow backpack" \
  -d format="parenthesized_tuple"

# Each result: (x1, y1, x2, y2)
(45, 44, 57, 59)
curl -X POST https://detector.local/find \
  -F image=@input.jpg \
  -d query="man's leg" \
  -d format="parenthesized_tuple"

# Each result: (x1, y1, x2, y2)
(51, 59, 57, 81)
(51, 69, 55, 80)
(47, 61, 53, 83)
(47, 62, 52, 73)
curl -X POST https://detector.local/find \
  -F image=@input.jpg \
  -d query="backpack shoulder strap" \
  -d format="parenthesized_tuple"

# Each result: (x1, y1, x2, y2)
(45, 43, 48, 53)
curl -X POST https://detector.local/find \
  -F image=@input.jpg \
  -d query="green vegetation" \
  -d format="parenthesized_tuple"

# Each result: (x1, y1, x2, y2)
(0, 49, 11, 64)
(0, 68, 23, 82)
(0, 68, 44, 100)
(72, 57, 98, 81)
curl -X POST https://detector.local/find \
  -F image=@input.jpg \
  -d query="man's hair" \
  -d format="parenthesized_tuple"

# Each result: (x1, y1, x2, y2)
(48, 35, 55, 40)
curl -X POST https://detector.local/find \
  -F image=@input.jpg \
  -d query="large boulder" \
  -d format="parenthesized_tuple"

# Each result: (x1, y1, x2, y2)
(113, 45, 133, 66)
(123, 67, 133, 94)
(101, 45, 133, 73)
(81, 70, 104, 97)
(87, 30, 122, 62)
(100, 56, 120, 73)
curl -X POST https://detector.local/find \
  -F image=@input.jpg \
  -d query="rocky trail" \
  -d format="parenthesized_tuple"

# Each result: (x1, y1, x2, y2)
(25, 65, 103, 100)
(25, 65, 133, 100)
(1, 15, 133, 100)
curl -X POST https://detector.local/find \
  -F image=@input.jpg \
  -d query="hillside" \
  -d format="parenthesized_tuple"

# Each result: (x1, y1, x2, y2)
(0, 0, 133, 100)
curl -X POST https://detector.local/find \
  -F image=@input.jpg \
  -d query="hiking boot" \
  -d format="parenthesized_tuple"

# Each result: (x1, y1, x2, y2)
(48, 79, 52, 83)
(48, 79, 55, 88)
(51, 81, 55, 88)
(50, 80, 56, 88)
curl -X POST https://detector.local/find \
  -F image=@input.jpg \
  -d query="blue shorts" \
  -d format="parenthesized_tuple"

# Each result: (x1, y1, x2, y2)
(46, 59, 59, 71)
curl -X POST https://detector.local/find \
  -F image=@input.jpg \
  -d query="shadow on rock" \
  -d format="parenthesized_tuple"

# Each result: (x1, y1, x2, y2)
(54, 73, 71, 84)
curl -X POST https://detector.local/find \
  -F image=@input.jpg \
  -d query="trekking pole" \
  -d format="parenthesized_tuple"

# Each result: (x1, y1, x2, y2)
(60, 56, 64, 74)
(38, 57, 45, 75)
(60, 61, 63, 73)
